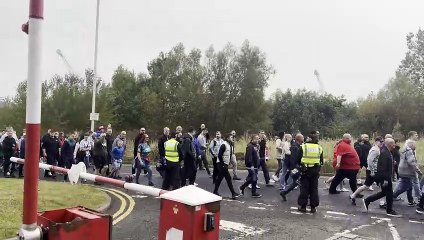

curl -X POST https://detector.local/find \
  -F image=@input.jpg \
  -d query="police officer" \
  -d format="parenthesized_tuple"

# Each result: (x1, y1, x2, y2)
(297, 134, 323, 213)
(161, 132, 183, 190)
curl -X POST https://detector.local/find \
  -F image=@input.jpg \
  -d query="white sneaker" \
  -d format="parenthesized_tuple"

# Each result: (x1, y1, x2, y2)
(6, 172, 10, 176)
(368, 186, 374, 191)
(270, 179, 276, 184)
(247, 184, 261, 189)
(194, 182, 199, 186)
(324, 180, 331, 189)
(340, 188, 349, 192)
(48, 172, 52, 176)
(272, 175, 279, 182)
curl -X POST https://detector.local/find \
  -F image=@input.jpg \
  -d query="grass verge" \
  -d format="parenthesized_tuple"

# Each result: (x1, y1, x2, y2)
(0, 179, 109, 239)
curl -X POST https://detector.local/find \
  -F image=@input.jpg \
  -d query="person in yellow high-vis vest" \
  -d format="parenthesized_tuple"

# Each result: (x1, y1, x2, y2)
(161, 133, 183, 190)
(296, 134, 323, 213)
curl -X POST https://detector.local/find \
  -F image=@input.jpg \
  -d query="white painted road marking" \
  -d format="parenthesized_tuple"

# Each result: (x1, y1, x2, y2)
(220, 220, 267, 239)
(326, 216, 400, 240)
(223, 199, 245, 204)
(256, 203, 273, 207)
(409, 220, 424, 224)
(326, 211, 352, 216)
(324, 215, 349, 220)
(132, 195, 148, 199)
(248, 206, 266, 210)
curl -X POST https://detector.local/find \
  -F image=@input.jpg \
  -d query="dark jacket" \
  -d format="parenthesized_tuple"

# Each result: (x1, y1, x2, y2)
(181, 134, 196, 166)
(244, 143, 260, 168)
(2, 136, 17, 157)
(287, 141, 301, 170)
(393, 145, 401, 164)
(133, 134, 144, 157)
(19, 139, 26, 159)
(361, 141, 372, 166)
(158, 134, 170, 158)
(43, 136, 60, 158)
(354, 141, 362, 162)
(259, 139, 266, 159)
(105, 134, 114, 153)
(61, 139, 76, 162)
(375, 146, 393, 182)
(93, 140, 107, 158)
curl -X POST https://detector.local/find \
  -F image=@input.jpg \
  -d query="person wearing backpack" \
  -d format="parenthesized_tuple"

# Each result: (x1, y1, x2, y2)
(209, 131, 225, 184)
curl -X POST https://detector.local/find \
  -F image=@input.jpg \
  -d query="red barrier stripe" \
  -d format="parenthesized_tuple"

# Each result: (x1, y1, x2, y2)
(94, 176, 125, 188)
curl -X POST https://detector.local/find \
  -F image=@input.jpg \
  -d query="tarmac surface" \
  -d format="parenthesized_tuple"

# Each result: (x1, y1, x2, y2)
(106, 165, 424, 240)
(4, 164, 424, 240)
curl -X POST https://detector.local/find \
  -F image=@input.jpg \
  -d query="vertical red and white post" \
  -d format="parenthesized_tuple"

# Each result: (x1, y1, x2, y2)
(20, 0, 44, 239)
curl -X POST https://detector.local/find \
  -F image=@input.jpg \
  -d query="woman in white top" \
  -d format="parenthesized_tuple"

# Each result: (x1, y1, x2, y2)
(272, 132, 285, 181)
(272, 133, 292, 184)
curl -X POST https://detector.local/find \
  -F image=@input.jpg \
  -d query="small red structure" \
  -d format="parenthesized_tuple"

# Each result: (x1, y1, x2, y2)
(159, 185, 222, 240)
(37, 207, 112, 240)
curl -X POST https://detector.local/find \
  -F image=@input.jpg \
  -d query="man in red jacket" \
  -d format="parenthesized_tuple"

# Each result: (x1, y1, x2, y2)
(329, 133, 360, 194)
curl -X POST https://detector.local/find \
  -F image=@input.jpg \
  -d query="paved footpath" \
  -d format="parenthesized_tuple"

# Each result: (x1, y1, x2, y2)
(107, 165, 424, 240)
(5, 165, 424, 240)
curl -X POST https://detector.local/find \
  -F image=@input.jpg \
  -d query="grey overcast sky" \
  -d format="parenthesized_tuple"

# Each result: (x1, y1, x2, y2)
(1, 0, 423, 101)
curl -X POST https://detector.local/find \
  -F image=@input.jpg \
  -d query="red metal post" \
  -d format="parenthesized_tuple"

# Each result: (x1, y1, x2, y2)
(20, 0, 44, 238)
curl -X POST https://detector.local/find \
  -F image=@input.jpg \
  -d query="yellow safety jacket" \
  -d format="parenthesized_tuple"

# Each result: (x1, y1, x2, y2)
(165, 138, 179, 162)
(301, 143, 322, 166)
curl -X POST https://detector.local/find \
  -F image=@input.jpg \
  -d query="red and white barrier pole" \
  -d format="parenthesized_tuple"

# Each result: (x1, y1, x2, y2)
(11, 158, 167, 197)
(20, 0, 44, 239)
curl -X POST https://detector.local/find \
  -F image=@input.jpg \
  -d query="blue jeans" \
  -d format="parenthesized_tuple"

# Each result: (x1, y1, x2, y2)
(136, 159, 153, 184)
(281, 170, 300, 194)
(413, 174, 422, 198)
(393, 177, 414, 202)
(279, 163, 292, 190)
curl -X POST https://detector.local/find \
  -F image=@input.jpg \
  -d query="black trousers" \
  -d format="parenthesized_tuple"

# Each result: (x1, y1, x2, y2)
(212, 157, 219, 183)
(365, 180, 393, 213)
(3, 155, 16, 175)
(240, 169, 258, 195)
(275, 158, 283, 176)
(259, 158, 270, 184)
(181, 164, 197, 186)
(162, 160, 181, 190)
(298, 166, 320, 208)
(418, 194, 424, 209)
(214, 162, 236, 195)
(44, 154, 57, 176)
(329, 169, 358, 193)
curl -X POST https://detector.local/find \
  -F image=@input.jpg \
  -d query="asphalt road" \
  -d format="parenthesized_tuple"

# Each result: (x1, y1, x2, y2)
(106, 165, 424, 240)
(4, 164, 424, 240)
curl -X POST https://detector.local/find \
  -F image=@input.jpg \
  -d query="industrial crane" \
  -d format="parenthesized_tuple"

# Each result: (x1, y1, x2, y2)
(56, 49, 76, 75)
(313, 69, 325, 94)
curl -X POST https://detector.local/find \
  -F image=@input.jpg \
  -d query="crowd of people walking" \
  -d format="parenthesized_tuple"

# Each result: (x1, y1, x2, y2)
(1, 124, 424, 218)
